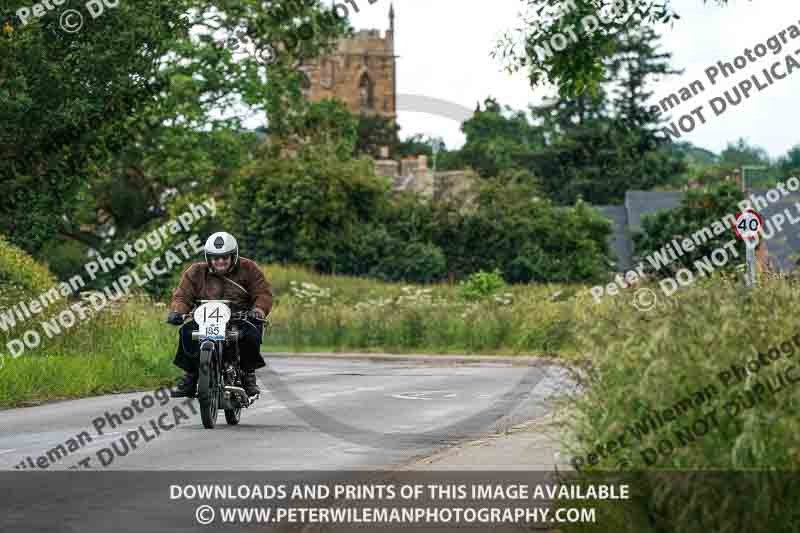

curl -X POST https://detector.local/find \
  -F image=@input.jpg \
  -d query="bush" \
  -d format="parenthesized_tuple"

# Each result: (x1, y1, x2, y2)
(459, 269, 506, 301)
(225, 141, 611, 285)
(433, 180, 612, 283)
(225, 141, 389, 273)
(0, 234, 65, 345)
(0, 234, 58, 303)
(38, 237, 89, 282)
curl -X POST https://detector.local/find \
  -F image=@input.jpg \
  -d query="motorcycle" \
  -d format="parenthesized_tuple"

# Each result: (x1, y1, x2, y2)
(178, 300, 265, 429)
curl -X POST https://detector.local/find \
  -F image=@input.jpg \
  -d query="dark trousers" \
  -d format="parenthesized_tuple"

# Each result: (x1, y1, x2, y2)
(174, 320, 266, 373)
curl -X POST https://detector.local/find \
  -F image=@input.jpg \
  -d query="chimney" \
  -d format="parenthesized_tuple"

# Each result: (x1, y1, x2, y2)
(380, 146, 389, 159)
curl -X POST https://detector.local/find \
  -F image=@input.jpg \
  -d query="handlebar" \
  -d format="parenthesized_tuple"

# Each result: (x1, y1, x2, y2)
(180, 310, 266, 323)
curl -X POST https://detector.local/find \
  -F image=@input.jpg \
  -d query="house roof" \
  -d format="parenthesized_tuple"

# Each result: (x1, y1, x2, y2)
(624, 191, 684, 233)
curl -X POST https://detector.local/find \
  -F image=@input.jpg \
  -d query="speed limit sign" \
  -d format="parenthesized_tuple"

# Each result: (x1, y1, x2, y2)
(733, 209, 763, 240)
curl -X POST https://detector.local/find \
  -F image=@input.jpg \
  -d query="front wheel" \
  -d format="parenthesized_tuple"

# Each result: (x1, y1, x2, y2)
(197, 346, 219, 429)
(224, 407, 242, 425)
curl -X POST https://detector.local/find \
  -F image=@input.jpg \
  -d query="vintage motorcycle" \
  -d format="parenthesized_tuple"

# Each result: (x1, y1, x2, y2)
(180, 300, 265, 429)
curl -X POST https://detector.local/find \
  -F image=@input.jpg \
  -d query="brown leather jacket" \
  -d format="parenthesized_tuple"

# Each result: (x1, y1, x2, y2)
(169, 257, 273, 316)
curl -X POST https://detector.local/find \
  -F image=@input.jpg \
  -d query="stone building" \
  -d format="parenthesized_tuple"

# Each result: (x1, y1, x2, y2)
(297, 4, 477, 202)
(298, 5, 397, 120)
(373, 154, 478, 202)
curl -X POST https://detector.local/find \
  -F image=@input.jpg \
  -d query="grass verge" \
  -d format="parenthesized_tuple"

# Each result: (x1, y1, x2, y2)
(557, 273, 800, 532)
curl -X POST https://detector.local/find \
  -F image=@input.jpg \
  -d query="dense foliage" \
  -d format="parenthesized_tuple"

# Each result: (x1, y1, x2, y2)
(632, 182, 746, 277)
(225, 139, 612, 285)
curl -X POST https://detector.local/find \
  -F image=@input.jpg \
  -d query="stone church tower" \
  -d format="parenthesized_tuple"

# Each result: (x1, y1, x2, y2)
(298, 4, 397, 121)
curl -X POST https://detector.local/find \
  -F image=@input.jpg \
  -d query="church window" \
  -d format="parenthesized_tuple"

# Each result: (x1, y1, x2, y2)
(359, 73, 374, 109)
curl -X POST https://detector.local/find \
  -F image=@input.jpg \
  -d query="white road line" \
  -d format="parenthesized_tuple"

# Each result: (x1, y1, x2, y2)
(390, 390, 457, 400)
(0, 449, 18, 455)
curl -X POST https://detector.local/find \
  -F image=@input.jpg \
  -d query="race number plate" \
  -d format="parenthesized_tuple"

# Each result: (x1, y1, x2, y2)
(193, 302, 231, 341)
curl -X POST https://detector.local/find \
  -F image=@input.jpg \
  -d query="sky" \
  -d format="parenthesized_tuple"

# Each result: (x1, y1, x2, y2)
(343, 0, 800, 159)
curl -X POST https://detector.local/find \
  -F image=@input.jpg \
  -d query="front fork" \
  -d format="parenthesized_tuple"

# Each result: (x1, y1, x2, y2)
(194, 329, 247, 408)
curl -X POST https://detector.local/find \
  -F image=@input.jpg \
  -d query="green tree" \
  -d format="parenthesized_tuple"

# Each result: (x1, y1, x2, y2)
(459, 98, 543, 178)
(395, 134, 464, 172)
(225, 140, 389, 274)
(720, 138, 771, 167)
(396, 134, 436, 159)
(3, 0, 349, 262)
(528, 26, 686, 204)
(0, 0, 191, 255)
(295, 99, 359, 160)
(607, 27, 682, 149)
(778, 144, 800, 175)
(494, 0, 726, 96)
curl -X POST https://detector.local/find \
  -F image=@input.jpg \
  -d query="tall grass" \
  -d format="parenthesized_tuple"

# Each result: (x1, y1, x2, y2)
(0, 297, 177, 407)
(558, 274, 800, 532)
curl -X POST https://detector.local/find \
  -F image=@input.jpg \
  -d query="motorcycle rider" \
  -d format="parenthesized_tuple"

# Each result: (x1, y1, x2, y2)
(166, 231, 273, 398)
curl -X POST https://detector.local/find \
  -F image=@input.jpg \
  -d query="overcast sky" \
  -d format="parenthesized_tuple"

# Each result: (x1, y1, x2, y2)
(345, 0, 800, 159)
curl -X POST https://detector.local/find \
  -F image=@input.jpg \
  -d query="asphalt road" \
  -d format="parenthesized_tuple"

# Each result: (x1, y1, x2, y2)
(0, 357, 568, 471)
(0, 357, 570, 533)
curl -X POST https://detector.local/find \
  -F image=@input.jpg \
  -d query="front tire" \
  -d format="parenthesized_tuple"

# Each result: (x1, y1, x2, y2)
(225, 407, 242, 425)
(197, 347, 219, 429)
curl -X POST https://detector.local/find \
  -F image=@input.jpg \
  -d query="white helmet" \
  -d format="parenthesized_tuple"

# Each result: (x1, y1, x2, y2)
(204, 231, 239, 273)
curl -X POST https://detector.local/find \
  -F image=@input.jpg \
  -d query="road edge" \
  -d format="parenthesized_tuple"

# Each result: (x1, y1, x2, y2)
(262, 351, 558, 366)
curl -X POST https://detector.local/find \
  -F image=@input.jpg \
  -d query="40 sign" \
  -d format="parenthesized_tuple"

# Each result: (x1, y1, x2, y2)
(733, 209, 764, 241)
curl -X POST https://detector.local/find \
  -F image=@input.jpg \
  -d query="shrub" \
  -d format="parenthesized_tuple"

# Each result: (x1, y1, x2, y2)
(225, 141, 389, 273)
(459, 269, 506, 301)
(370, 241, 447, 284)
(433, 180, 612, 284)
(0, 234, 58, 303)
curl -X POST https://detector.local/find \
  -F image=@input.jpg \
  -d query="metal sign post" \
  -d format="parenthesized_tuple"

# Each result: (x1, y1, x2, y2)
(745, 240, 756, 288)
(733, 209, 764, 289)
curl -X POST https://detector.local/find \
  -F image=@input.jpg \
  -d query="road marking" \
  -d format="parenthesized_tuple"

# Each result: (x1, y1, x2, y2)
(0, 449, 17, 455)
(390, 390, 457, 401)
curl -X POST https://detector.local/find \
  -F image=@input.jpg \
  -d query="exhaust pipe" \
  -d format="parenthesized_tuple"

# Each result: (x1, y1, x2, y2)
(224, 386, 251, 406)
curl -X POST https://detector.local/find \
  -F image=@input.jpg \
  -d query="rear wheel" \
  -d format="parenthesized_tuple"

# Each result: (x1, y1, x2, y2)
(197, 347, 219, 429)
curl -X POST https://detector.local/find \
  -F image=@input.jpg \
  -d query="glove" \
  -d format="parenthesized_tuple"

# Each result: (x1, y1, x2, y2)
(250, 308, 265, 320)
(166, 311, 184, 326)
